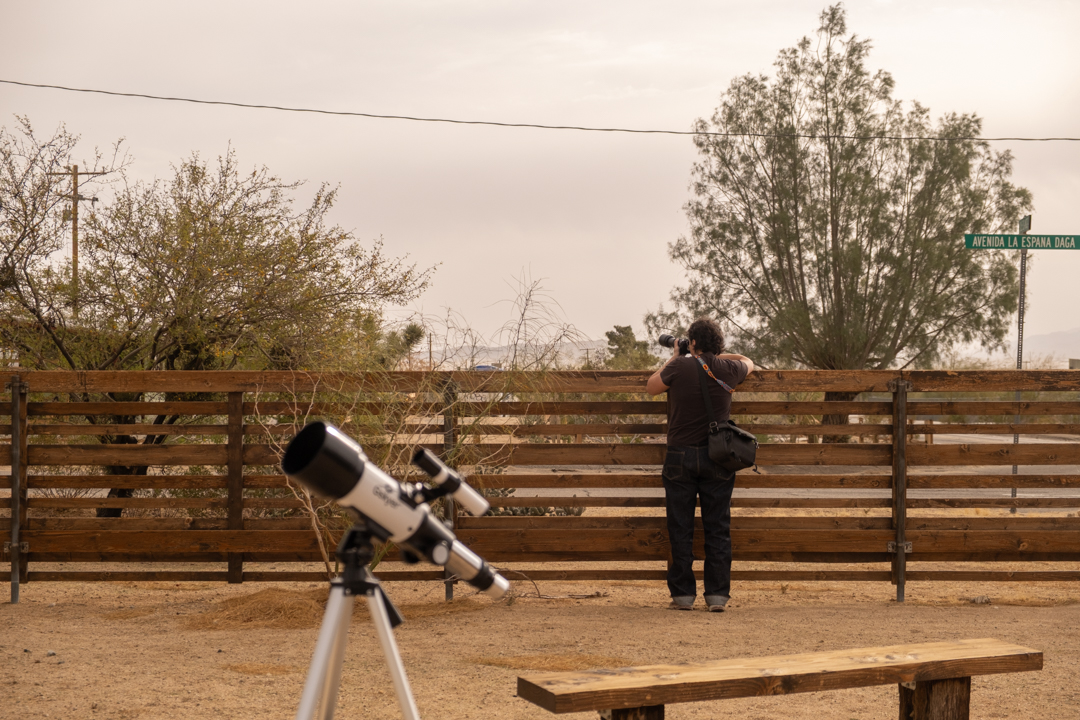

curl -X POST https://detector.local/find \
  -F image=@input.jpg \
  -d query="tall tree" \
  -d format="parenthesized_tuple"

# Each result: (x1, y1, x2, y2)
(650, 5, 1032, 373)
(1, 134, 432, 371)
(1, 120, 433, 514)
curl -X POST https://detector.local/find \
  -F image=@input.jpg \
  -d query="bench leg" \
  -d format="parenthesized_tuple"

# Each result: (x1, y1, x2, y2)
(899, 677, 971, 720)
(598, 706, 664, 720)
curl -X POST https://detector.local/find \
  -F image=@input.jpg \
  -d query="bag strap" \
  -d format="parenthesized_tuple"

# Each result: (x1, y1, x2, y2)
(697, 360, 722, 434)
(697, 356, 735, 394)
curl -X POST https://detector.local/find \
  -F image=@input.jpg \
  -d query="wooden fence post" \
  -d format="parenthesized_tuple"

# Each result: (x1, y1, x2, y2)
(889, 378, 912, 602)
(6, 376, 26, 603)
(227, 391, 244, 583)
(442, 378, 458, 601)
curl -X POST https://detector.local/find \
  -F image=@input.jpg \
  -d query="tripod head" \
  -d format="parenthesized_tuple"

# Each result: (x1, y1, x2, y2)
(335, 522, 404, 628)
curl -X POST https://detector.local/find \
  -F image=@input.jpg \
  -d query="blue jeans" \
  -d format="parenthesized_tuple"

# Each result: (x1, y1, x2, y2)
(662, 446, 736, 600)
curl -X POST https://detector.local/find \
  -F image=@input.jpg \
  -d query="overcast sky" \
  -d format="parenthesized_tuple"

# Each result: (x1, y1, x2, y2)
(2, 0, 1078, 358)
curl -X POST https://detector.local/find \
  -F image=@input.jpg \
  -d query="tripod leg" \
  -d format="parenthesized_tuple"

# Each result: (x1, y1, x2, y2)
(367, 588, 421, 720)
(296, 585, 354, 720)
(318, 591, 354, 720)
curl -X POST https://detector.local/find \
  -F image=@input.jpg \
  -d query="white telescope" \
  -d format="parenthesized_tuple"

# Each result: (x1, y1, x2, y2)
(281, 421, 509, 599)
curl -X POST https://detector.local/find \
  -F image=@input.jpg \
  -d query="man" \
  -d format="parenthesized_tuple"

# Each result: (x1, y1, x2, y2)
(646, 318, 754, 612)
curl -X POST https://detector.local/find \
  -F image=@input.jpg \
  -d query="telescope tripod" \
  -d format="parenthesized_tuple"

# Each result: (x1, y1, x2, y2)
(296, 524, 420, 720)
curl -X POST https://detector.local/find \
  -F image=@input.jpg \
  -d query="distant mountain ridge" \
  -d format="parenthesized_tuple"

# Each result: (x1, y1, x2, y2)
(1018, 326, 1080, 364)
(413, 330, 1080, 370)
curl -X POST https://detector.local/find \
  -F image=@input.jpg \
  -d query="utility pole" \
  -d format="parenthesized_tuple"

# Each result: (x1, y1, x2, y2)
(47, 164, 104, 306)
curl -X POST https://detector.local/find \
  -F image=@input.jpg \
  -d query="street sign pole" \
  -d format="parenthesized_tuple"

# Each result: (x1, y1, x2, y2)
(1012, 215, 1032, 509)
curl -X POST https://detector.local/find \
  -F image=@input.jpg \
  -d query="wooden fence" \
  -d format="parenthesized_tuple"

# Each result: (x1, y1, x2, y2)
(3, 369, 1080, 602)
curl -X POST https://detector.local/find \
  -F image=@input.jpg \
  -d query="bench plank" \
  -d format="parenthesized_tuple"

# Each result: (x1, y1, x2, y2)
(517, 638, 1041, 714)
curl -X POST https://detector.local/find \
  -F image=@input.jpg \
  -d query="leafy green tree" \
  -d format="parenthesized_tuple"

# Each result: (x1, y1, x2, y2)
(599, 325, 660, 370)
(650, 5, 1032, 374)
(1, 120, 434, 513)
(1, 139, 432, 372)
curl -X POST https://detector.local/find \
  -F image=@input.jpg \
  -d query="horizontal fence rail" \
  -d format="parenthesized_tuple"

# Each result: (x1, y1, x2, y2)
(3, 369, 1080, 601)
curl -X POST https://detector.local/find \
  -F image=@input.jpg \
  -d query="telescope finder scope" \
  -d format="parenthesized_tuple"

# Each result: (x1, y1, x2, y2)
(412, 447, 491, 517)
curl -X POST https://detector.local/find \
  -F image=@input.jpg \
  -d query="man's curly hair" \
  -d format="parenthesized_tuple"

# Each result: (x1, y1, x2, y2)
(687, 317, 726, 355)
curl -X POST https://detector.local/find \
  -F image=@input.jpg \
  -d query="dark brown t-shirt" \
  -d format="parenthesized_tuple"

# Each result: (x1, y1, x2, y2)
(659, 354, 749, 447)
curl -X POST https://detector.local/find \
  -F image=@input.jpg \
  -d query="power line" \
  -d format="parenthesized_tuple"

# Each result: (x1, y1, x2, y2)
(3, 78, 1079, 143)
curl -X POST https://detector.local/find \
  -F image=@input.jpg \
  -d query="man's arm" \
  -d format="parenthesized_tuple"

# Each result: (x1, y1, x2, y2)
(646, 346, 681, 396)
(716, 353, 754, 375)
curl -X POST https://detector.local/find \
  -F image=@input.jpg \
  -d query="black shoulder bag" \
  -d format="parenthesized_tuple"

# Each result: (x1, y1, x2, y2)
(696, 357, 758, 473)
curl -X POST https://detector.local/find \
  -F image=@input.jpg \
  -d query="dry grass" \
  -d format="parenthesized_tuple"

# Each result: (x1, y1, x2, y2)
(102, 607, 157, 620)
(182, 588, 492, 631)
(222, 663, 299, 676)
(471, 654, 631, 672)
(183, 587, 330, 630)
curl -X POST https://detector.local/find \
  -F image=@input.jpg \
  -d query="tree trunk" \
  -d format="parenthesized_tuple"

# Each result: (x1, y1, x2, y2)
(95, 464, 148, 518)
(821, 390, 859, 443)
(93, 398, 170, 518)
(94, 410, 145, 518)
(95, 487, 134, 518)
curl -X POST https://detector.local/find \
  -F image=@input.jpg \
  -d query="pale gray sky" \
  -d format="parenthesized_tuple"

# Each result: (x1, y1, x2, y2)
(2, 0, 1078, 354)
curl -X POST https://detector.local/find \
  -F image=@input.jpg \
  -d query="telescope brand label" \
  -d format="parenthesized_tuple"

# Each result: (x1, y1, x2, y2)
(965, 234, 1080, 250)
(372, 481, 401, 509)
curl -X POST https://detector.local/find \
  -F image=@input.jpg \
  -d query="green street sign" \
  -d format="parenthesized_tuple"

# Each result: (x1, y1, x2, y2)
(965, 234, 1080, 250)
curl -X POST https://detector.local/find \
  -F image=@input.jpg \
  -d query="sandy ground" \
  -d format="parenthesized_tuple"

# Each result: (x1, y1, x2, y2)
(3, 567, 1080, 720)
(5, 429, 1080, 719)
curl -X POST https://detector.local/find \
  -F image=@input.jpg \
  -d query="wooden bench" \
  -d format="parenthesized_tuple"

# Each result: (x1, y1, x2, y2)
(517, 638, 1041, 720)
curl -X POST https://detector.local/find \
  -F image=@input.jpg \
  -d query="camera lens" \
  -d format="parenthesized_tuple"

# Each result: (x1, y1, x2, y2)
(658, 334, 675, 349)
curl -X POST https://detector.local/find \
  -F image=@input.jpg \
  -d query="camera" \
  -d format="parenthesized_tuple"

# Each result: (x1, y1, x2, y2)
(658, 333, 690, 355)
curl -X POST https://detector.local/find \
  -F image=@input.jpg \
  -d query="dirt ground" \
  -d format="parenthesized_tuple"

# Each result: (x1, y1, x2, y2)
(3, 564, 1080, 720)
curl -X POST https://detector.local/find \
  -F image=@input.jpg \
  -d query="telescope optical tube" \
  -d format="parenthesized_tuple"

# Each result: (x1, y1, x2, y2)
(282, 422, 509, 599)
(412, 447, 491, 517)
